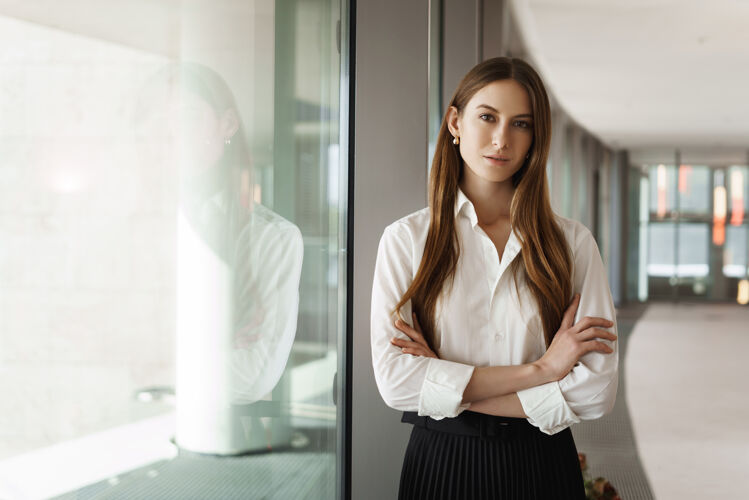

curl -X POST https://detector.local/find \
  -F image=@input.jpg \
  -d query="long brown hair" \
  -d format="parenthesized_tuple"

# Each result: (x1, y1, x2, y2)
(136, 62, 254, 264)
(392, 57, 573, 349)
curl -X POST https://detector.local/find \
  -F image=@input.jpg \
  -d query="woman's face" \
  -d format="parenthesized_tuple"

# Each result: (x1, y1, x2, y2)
(135, 84, 237, 179)
(447, 79, 534, 184)
(167, 88, 238, 177)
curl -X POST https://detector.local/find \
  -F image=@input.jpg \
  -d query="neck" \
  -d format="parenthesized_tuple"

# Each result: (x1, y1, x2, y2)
(180, 163, 227, 203)
(458, 169, 514, 226)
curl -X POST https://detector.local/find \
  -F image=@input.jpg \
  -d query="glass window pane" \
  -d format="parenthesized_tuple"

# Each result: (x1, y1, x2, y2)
(677, 223, 709, 277)
(724, 225, 748, 278)
(0, 1, 346, 498)
(678, 165, 710, 214)
(648, 164, 677, 218)
(647, 222, 709, 278)
(648, 222, 675, 276)
(728, 165, 748, 218)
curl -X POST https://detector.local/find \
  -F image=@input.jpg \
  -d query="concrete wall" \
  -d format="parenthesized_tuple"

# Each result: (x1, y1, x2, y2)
(351, 0, 430, 498)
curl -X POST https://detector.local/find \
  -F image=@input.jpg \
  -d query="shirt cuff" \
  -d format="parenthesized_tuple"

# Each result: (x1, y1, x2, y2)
(517, 380, 581, 435)
(417, 357, 475, 420)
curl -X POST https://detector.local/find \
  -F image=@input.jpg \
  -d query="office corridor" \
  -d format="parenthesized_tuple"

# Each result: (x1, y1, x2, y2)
(2, 1, 749, 498)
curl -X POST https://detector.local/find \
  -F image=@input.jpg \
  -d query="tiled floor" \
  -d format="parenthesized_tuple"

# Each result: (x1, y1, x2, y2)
(625, 302, 749, 499)
(52, 448, 335, 500)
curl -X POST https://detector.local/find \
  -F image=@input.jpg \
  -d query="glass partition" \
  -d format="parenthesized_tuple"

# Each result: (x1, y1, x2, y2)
(0, 1, 348, 498)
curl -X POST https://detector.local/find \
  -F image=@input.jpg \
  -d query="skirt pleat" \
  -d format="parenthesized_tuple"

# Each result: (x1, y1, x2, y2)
(398, 423, 585, 500)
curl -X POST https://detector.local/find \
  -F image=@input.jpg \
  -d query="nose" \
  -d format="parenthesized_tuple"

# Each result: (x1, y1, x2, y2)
(492, 122, 510, 150)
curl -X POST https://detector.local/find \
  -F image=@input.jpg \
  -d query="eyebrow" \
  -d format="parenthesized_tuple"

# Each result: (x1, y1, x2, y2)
(476, 104, 532, 119)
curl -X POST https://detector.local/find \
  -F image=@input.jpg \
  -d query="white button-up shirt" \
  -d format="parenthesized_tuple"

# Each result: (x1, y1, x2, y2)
(370, 187, 618, 435)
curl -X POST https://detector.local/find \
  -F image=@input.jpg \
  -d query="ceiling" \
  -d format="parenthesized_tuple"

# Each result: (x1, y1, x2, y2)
(511, 0, 749, 152)
(1, 0, 747, 155)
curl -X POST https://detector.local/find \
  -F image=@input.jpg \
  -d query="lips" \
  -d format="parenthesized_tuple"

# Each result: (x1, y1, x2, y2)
(485, 155, 510, 161)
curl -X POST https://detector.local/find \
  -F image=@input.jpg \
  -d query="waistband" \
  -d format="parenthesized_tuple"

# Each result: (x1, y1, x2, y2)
(401, 410, 543, 439)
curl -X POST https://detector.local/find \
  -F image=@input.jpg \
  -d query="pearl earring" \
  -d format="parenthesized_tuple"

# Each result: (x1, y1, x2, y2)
(453, 136, 460, 145)
(225, 138, 231, 145)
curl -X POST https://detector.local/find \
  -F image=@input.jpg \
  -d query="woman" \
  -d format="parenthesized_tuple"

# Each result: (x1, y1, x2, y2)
(370, 57, 619, 499)
(136, 63, 304, 453)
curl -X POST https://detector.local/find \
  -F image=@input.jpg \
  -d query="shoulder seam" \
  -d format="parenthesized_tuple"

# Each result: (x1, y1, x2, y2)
(385, 218, 414, 250)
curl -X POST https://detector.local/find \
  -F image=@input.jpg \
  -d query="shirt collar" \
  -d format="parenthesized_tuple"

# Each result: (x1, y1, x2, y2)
(454, 186, 479, 227)
(454, 186, 524, 261)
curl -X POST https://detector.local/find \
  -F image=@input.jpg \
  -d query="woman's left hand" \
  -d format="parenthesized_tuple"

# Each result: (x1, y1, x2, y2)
(391, 312, 438, 358)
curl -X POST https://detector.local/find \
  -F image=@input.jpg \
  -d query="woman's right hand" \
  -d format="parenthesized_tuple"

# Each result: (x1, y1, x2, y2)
(534, 293, 617, 381)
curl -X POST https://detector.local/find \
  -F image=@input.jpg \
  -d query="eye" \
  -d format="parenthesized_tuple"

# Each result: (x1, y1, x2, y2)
(514, 120, 532, 129)
(479, 113, 495, 122)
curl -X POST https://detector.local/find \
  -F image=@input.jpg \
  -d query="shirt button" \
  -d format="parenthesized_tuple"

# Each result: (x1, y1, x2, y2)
(494, 333, 501, 341)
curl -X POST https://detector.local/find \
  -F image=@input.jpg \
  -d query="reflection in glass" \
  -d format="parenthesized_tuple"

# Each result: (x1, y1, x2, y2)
(136, 63, 305, 454)
(714, 169, 727, 246)
(729, 166, 747, 225)
(0, 0, 345, 497)
(679, 165, 710, 214)
(649, 164, 711, 218)
(651, 164, 674, 218)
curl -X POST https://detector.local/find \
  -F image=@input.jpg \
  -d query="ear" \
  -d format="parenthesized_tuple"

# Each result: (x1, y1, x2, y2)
(220, 108, 240, 139)
(446, 105, 461, 139)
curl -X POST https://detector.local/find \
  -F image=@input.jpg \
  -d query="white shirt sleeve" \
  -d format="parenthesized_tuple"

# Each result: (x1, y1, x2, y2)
(371, 223, 475, 419)
(229, 224, 305, 404)
(516, 228, 619, 435)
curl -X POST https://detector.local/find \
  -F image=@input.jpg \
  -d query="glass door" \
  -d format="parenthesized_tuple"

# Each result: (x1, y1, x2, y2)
(645, 164, 711, 299)
(637, 163, 749, 302)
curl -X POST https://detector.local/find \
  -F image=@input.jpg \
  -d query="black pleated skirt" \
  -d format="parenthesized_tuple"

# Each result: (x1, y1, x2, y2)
(398, 411, 585, 500)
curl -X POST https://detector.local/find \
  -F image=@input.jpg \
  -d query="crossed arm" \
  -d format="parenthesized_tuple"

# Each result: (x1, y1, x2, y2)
(390, 313, 534, 418)
(390, 297, 616, 420)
